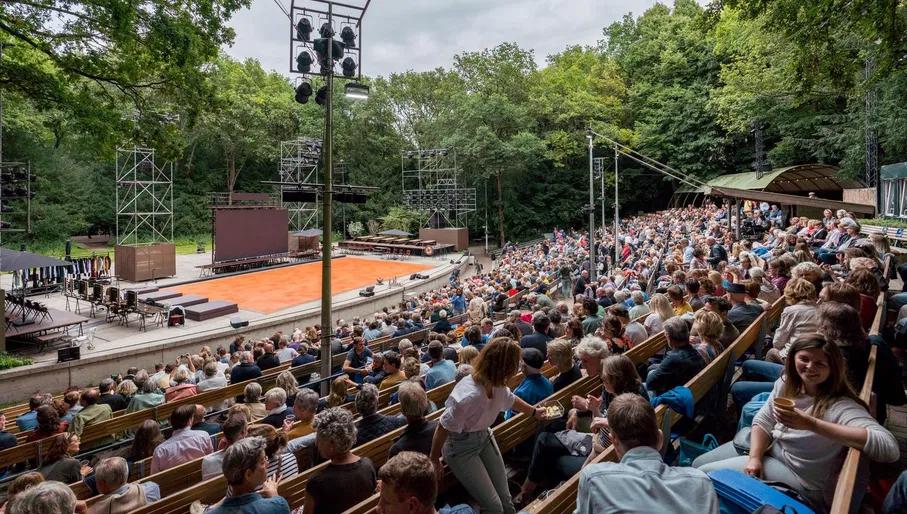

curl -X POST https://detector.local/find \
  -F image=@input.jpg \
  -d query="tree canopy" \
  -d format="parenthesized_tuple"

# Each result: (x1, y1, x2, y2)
(1, 0, 905, 247)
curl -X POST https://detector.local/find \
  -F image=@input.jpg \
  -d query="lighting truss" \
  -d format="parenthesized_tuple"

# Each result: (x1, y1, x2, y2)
(278, 137, 322, 231)
(401, 148, 476, 228)
(289, 0, 367, 81)
(115, 147, 173, 245)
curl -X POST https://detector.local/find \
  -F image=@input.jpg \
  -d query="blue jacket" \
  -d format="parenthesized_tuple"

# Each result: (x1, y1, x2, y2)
(645, 344, 705, 396)
(506, 373, 553, 419)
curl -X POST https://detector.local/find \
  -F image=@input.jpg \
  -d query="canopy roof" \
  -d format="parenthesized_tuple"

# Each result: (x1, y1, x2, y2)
(379, 229, 412, 236)
(679, 164, 863, 194)
(708, 186, 875, 215)
(0, 248, 72, 272)
(881, 162, 907, 180)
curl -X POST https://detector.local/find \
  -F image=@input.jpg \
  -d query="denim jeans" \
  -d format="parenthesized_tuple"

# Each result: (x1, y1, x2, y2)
(730, 360, 782, 407)
(883, 470, 907, 514)
(444, 429, 515, 514)
(816, 248, 838, 265)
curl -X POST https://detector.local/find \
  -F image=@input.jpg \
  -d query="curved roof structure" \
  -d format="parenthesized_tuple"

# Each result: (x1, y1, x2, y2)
(679, 164, 864, 194)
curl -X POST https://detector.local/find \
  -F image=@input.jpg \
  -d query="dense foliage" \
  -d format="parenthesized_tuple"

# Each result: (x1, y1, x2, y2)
(1, 0, 905, 248)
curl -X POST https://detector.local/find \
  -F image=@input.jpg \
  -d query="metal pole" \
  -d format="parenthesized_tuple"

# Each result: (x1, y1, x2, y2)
(600, 161, 605, 235)
(484, 179, 489, 255)
(587, 133, 596, 281)
(614, 143, 619, 268)
(319, 6, 334, 395)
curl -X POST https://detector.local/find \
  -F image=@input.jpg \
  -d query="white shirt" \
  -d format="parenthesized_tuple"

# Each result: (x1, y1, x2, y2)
(275, 347, 299, 363)
(150, 428, 213, 474)
(440, 375, 515, 434)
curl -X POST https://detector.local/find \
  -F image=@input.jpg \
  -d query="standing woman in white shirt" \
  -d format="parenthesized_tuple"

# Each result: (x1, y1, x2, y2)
(430, 337, 545, 514)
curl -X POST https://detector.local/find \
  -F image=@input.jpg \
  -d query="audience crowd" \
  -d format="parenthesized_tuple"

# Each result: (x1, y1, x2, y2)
(1, 201, 906, 514)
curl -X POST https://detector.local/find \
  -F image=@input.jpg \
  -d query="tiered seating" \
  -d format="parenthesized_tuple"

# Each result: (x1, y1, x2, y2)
(518, 299, 784, 514)
(0, 315, 467, 472)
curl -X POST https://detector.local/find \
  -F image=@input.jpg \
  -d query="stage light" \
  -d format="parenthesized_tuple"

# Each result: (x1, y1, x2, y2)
(295, 82, 313, 104)
(341, 57, 357, 78)
(314, 38, 344, 64)
(315, 85, 329, 106)
(296, 51, 314, 73)
(340, 26, 356, 48)
(344, 82, 369, 100)
(319, 22, 334, 38)
(296, 17, 313, 41)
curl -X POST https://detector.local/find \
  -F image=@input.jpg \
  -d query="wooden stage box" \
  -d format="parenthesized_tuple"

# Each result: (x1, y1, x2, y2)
(419, 227, 469, 251)
(115, 243, 177, 282)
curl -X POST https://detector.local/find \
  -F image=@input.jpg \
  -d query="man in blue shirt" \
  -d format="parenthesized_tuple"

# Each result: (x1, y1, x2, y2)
(506, 348, 553, 420)
(342, 337, 373, 383)
(449, 288, 466, 315)
(209, 436, 290, 514)
(16, 395, 44, 431)
(575, 394, 719, 514)
(424, 341, 456, 390)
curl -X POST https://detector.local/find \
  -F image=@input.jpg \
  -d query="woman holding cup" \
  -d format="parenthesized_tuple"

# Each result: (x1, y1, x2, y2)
(694, 335, 899, 512)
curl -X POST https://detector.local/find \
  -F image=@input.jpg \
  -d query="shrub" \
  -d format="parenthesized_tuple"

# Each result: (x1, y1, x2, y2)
(0, 353, 32, 371)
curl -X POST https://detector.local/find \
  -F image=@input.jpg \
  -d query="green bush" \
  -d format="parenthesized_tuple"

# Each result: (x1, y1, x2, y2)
(0, 352, 32, 371)
(861, 218, 907, 230)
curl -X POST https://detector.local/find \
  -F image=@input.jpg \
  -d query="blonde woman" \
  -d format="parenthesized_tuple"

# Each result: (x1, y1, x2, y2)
(458, 345, 479, 367)
(275, 370, 299, 407)
(766, 278, 819, 364)
(430, 338, 545, 514)
(691, 310, 724, 363)
(644, 293, 674, 337)
(547, 339, 580, 392)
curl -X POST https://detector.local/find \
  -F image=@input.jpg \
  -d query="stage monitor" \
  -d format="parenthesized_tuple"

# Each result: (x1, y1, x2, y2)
(214, 208, 289, 263)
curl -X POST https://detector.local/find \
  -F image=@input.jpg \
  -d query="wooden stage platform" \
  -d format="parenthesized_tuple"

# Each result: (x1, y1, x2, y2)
(6, 308, 88, 340)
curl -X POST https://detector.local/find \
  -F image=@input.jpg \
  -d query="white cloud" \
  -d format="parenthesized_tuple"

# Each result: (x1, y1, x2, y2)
(223, 0, 682, 78)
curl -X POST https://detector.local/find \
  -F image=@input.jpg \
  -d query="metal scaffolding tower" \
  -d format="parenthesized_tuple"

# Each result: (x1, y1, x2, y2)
(401, 148, 476, 228)
(279, 137, 322, 231)
(115, 147, 173, 245)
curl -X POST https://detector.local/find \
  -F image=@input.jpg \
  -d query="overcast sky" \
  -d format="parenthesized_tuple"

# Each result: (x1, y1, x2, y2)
(224, 0, 678, 79)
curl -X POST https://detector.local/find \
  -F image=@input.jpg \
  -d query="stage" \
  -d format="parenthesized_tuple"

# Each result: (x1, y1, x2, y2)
(166, 256, 433, 314)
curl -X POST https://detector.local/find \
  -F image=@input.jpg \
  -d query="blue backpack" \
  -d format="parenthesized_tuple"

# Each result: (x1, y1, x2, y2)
(708, 469, 815, 514)
(738, 392, 772, 431)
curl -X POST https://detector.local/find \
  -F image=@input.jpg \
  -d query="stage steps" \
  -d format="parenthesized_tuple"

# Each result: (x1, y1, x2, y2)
(166, 295, 209, 308)
(138, 291, 182, 303)
(184, 301, 239, 322)
(126, 286, 159, 295)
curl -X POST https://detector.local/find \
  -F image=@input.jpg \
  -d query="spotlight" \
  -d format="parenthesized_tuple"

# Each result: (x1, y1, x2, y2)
(319, 22, 334, 38)
(296, 17, 313, 41)
(315, 85, 329, 106)
(341, 57, 357, 78)
(340, 26, 356, 48)
(344, 82, 369, 100)
(296, 51, 313, 73)
(440, 149, 449, 157)
(314, 37, 344, 64)
(295, 82, 312, 104)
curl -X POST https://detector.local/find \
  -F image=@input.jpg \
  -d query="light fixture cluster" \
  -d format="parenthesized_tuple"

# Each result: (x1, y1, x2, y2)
(294, 18, 358, 78)
(402, 149, 450, 158)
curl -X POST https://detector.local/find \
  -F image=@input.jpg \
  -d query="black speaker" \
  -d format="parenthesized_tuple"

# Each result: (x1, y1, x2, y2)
(58, 346, 80, 363)
(230, 317, 249, 329)
(358, 288, 375, 297)
(282, 190, 318, 203)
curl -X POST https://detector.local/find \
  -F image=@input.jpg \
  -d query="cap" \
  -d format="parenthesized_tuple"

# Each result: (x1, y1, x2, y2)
(725, 283, 747, 294)
(521, 348, 545, 371)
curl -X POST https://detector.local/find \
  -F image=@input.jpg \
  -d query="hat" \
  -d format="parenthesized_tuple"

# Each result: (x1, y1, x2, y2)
(521, 348, 545, 371)
(726, 283, 747, 294)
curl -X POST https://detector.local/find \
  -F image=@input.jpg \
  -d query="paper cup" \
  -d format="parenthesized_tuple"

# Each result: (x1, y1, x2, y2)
(773, 397, 795, 410)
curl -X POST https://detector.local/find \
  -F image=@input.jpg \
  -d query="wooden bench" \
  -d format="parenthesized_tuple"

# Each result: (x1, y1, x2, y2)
(519, 300, 783, 514)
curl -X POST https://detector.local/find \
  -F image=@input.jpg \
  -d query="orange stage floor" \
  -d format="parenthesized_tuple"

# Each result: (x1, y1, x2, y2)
(168, 257, 433, 314)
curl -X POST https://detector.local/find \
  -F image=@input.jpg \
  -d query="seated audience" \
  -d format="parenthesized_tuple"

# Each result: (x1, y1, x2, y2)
(97, 378, 128, 412)
(575, 393, 719, 514)
(69, 388, 114, 447)
(90, 457, 160, 513)
(6, 481, 85, 514)
(726, 282, 764, 332)
(246, 424, 294, 477)
(242, 382, 267, 420)
(380, 352, 407, 390)
(0, 472, 43, 514)
(645, 317, 706, 395)
(424, 341, 456, 390)
(128, 420, 163, 463)
(766, 278, 818, 364)
(127, 380, 164, 413)
(694, 335, 899, 512)
(520, 313, 552, 355)
(354, 383, 405, 446)
(165, 368, 198, 402)
(28, 405, 68, 442)
(191, 404, 222, 435)
(208, 436, 290, 514)
(377, 451, 472, 514)
(151, 404, 213, 473)
(305, 408, 377, 514)
(202, 413, 248, 480)
(547, 339, 581, 392)
(38, 433, 90, 483)
(259, 387, 291, 428)
(390, 381, 438, 457)
(506, 348, 553, 419)
(256, 343, 281, 371)
(230, 351, 262, 384)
